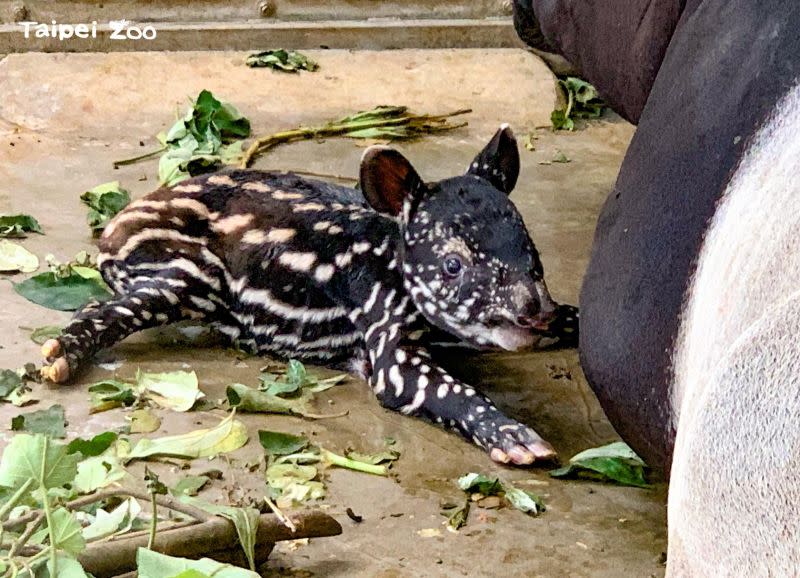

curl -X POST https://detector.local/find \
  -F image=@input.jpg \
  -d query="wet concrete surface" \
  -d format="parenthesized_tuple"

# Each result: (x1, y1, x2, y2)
(0, 50, 665, 576)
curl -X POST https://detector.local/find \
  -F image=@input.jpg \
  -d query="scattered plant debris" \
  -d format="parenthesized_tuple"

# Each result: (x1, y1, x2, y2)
(29, 325, 63, 345)
(246, 49, 319, 72)
(345, 507, 363, 523)
(455, 472, 545, 521)
(80, 181, 131, 235)
(0, 214, 43, 238)
(0, 240, 39, 273)
(442, 500, 470, 530)
(551, 77, 606, 131)
(67, 431, 118, 457)
(157, 90, 251, 186)
(240, 105, 470, 168)
(137, 548, 259, 578)
(88, 369, 204, 413)
(550, 441, 650, 487)
(170, 475, 211, 497)
(128, 407, 162, 433)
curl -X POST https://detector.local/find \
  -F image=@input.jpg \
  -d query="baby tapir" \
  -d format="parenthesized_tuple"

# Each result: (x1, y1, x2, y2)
(41, 126, 577, 465)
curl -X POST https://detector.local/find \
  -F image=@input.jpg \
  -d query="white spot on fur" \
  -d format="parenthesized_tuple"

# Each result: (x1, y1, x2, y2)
(212, 213, 254, 234)
(208, 175, 236, 187)
(278, 251, 316, 272)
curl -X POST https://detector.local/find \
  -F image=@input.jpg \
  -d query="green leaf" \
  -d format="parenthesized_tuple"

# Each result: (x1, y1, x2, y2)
(0, 240, 39, 273)
(503, 485, 545, 516)
(345, 449, 400, 465)
(124, 413, 248, 462)
(88, 380, 136, 413)
(11, 404, 67, 438)
(227, 383, 313, 416)
(180, 497, 260, 570)
(79, 181, 131, 234)
(549, 441, 650, 487)
(47, 507, 87, 554)
(136, 370, 204, 412)
(551, 76, 605, 131)
(0, 433, 80, 489)
(136, 547, 260, 578)
(245, 50, 319, 72)
(158, 90, 251, 186)
(73, 454, 127, 494)
(170, 475, 210, 497)
(30, 325, 63, 345)
(552, 151, 571, 163)
(0, 369, 23, 398)
(67, 432, 118, 457)
(39, 553, 90, 578)
(14, 270, 112, 311)
(0, 214, 43, 238)
(457, 473, 503, 496)
(258, 430, 309, 456)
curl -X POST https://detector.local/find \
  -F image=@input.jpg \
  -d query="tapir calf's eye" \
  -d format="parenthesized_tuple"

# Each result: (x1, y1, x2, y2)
(443, 255, 463, 277)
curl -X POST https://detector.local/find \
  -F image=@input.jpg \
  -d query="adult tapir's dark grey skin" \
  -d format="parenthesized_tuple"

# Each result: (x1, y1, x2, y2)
(515, 0, 800, 574)
(513, 0, 800, 472)
(40, 127, 578, 466)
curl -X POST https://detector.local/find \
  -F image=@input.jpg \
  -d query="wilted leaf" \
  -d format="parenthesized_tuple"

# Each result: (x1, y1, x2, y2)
(88, 380, 136, 413)
(258, 430, 309, 456)
(503, 485, 545, 516)
(181, 497, 260, 570)
(124, 413, 248, 462)
(7, 385, 39, 407)
(0, 369, 23, 398)
(0, 214, 43, 238)
(457, 473, 502, 496)
(67, 431, 118, 457)
(0, 240, 39, 273)
(346, 449, 400, 465)
(550, 441, 650, 488)
(170, 475, 210, 497)
(444, 501, 470, 530)
(14, 270, 112, 311)
(227, 383, 312, 416)
(245, 49, 319, 72)
(552, 151, 571, 163)
(0, 433, 80, 489)
(136, 548, 260, 578)
(11, 403, 67, 438)
(137, 370, 204, 412)
(30, 325, 63, 345)
(40, 553, 90, 578)
(80, 181, 131, 234)
(129, 408, 161, 433)
(82, 497, 141, 540)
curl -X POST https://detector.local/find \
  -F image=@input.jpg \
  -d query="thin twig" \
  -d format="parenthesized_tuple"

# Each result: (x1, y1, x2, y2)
(263, 496, 296, 533)
(112, 146, 167, 168)
(258, 168, 358, 183)
(8, 512, 45, 557)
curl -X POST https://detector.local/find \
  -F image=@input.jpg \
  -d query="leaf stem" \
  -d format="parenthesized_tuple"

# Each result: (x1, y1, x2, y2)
(239, 108, 471, 168)
(40, 438, 57, 577)
(112, 146, 167, 168)
(321, 449, 387, 476)
(147, 492, 157, 550)
(0, 479, 35, 523)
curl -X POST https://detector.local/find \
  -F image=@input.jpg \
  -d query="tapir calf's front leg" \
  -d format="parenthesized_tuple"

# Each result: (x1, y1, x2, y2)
(368, 339, 556, 465)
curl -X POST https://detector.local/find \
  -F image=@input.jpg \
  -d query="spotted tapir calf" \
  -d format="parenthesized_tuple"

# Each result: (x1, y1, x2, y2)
(40, 127, 578, 466)
(514, 0, 800, 574)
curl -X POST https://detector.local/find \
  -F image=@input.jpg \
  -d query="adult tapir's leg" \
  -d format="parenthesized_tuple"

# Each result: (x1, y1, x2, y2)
(511, 0, 683, 123)
(578, 0, 800, 474)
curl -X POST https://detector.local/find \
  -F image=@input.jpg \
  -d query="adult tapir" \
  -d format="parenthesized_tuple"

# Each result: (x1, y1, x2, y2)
(514, 0, 800, 575)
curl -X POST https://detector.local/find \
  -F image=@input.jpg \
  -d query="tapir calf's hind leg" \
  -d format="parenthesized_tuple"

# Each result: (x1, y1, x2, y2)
(41, 284, 188, 383)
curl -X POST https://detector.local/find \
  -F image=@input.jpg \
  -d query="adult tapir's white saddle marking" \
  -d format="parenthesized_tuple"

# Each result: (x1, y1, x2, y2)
(670, 82, 800, 576)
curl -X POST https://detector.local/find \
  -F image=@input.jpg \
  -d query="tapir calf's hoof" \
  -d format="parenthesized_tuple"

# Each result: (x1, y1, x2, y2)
(41, 340, 70, 383)
(488, 425, 558, 465)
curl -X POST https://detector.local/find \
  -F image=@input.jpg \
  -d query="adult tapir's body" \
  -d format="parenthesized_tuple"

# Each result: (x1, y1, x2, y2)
(515, 0, 800, 574)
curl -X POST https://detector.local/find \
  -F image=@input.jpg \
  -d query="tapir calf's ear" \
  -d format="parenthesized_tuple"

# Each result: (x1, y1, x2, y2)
(467, 124, 520, 194)
(360, 146, 424, 217)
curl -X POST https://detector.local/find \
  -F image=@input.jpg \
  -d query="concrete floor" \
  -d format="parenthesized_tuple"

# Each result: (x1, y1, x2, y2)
(0, 50, 665, 577)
